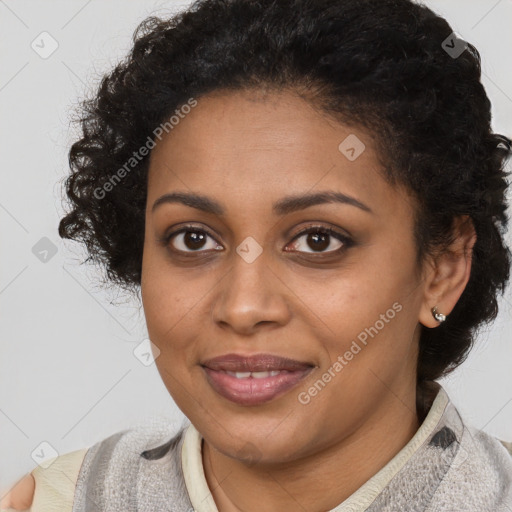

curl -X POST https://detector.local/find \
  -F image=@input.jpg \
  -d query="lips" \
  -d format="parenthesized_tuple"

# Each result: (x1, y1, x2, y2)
(201, 353, 315, 406)
(202, 353, 314, 372)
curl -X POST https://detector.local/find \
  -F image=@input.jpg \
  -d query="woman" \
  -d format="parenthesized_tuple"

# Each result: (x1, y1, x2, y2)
(2, 0, 512, 510)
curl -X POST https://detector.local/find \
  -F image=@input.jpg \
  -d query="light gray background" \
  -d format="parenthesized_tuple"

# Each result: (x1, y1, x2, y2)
(1, 0, 511, 495)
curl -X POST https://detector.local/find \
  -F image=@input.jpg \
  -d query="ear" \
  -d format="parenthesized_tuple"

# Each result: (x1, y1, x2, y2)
(419, 215, 477, 328)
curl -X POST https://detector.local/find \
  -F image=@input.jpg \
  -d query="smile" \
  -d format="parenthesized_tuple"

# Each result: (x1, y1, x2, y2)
(202, 367, 314, 406)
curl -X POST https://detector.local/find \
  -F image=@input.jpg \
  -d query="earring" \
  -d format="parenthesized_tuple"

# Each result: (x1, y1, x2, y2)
(431, 306, 446, 323)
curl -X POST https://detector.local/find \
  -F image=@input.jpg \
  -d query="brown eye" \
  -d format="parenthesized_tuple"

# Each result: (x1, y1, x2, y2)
(167, 228, 223, 253)
(288, 226, 351, 254)
(184, 231, 207, 250)
(305, 232, 331, 252)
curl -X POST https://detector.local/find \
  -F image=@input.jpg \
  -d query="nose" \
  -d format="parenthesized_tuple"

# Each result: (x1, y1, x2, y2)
(210, 250, 291, 336)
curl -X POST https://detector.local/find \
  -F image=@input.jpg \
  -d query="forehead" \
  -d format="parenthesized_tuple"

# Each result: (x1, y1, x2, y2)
(146, 89, 408, 218)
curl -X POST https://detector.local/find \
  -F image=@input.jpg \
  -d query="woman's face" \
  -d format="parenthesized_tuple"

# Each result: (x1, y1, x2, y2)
(141, 88, 429, 464)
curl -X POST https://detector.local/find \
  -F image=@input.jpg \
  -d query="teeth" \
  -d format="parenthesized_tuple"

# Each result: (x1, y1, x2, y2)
(252, 371, 271, 379)
(226, 371, 251, 378)
(225, 370, 284, 379)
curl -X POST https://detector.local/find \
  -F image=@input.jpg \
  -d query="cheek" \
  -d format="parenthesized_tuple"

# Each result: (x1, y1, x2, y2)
(141, 249, 191, 349)
(141, 248, 220, 370)
(291, 253, 416, 366)
(141, 263, 203, 404)
(143, 279, 196, 348)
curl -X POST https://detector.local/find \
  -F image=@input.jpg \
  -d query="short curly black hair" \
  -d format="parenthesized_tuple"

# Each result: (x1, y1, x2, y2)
(59, 0, 511, 413)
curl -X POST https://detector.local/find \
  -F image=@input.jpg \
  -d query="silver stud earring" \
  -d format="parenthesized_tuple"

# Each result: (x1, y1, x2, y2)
(431, 306, 446, 323)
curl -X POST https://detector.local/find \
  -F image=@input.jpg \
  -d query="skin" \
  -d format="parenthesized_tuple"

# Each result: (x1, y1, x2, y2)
(0, 473, 35, 510)
(3, 88, 475, 511)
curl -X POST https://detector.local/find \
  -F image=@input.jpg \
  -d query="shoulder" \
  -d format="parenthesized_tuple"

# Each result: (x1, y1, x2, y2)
(0, 448, 87, 512)
(32, 447, 88, 511)
(1, 420, 187, 512)
(0, 419, 186, 512)
(460, 426, 512, 482)
(427, 422, 512, 511)
(71, 423, 191, 511)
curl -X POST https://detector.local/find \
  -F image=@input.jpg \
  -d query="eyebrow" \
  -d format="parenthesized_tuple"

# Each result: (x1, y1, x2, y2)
(151, 190, 373, 215)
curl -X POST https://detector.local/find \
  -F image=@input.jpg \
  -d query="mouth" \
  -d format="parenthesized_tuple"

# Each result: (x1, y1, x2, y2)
(201, 353, 315, 406)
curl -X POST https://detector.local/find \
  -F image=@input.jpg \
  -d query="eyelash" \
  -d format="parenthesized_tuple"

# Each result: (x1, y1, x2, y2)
(159, 223, 353, 257)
